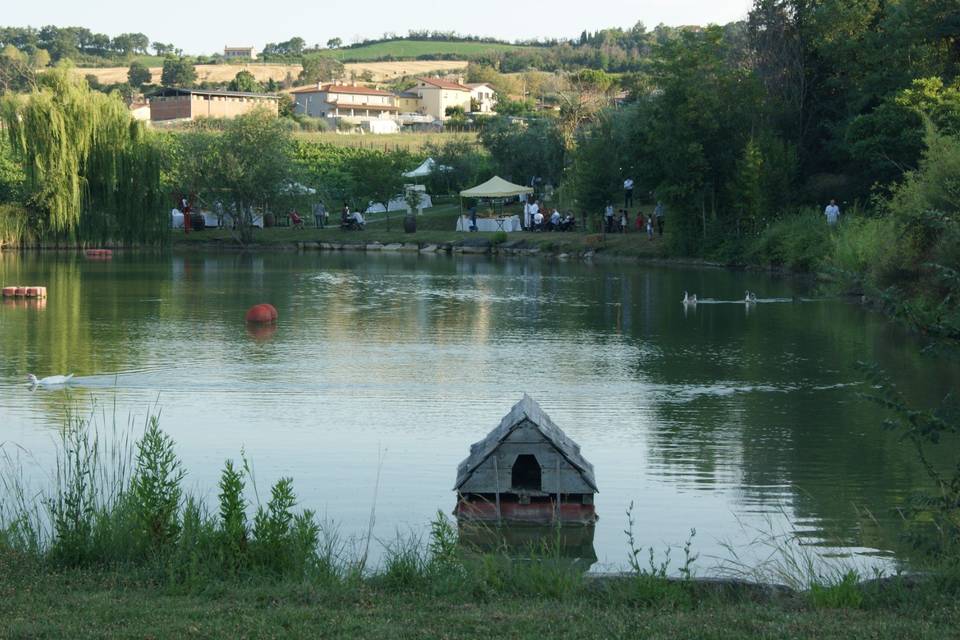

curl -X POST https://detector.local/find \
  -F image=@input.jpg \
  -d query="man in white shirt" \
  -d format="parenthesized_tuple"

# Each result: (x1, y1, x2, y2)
(824, 200, 840, 226)
(533, 209, 544, 230)
(523, 199, 532, 229)
(550, 209, 561, 229)
(529, 201, 540, 230)
(624, 177, 634, 208)
(604, 203, 615, 233)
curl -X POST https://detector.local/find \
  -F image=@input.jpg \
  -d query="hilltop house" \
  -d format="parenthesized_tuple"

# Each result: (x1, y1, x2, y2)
(291, 83, 399, 124)
(224, 46, 257, 59)
(148, 88, 279, 122)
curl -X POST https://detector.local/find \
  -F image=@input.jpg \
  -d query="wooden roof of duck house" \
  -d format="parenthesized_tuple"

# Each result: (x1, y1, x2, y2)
(455, 394, 597, 494)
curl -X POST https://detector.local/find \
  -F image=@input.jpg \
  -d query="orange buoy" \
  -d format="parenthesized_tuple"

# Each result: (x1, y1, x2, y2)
(2, 286, 16, 297)
(245, 303, 277, 324)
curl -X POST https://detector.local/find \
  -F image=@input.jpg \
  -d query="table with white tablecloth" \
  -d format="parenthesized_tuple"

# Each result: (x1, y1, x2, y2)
(455, 215, 522, 232)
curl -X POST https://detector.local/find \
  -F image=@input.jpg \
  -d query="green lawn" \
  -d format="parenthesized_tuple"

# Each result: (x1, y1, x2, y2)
(2, 564, 959, 639)
(316, 39, 535, 62)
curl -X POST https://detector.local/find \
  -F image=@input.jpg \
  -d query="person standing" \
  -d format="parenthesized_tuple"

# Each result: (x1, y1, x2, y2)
(624, 177, 634, 208)
(620, 209, 629, 233)
(604, 203, 615, 233)
(529, 199, 540, 231)
(824, 199, 840, 226)
(313, 200, 327, 229)
(654, 201, 665, 235)
(523, 198, 532, 230)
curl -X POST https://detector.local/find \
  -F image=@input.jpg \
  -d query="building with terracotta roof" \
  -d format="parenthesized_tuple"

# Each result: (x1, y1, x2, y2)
(291, 83, 398, 123)
(411, 77, 472, 121)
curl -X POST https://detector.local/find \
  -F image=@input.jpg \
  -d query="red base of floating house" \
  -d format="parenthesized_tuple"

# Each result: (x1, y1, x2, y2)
(455, 499, 597, 526)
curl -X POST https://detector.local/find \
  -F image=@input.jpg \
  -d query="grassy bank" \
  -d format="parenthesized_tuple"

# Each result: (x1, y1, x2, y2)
(171, 204, 672, 260)
(2, 562, 960, 639)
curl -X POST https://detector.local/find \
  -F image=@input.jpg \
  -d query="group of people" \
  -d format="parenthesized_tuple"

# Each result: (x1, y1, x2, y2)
(522, 198, 577, 232)
(339, 203, 365, 230)
(308, 200, 365, 230)
(604, 202, 665, 237)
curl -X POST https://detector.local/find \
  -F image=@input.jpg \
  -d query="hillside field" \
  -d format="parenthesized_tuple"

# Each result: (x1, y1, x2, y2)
(75, 60, 468, 85)
(318, 39, 535, 61)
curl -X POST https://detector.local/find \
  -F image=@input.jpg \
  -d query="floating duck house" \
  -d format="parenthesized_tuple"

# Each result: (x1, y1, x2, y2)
(454, 395, 598, 526)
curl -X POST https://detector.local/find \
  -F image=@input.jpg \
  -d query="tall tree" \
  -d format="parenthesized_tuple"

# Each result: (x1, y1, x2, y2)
(298, 56, 344, 85)
(0, 67, 166, 242)
(127, 60, 152, 88)
(228, 70, 262, 93)
(160, 58, 196, 87)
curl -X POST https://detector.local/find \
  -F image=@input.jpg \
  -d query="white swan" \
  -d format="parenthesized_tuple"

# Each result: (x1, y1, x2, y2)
(683, 291, 697, 305)
(745, 291, 757, 303)
(27, 373, 74, 387)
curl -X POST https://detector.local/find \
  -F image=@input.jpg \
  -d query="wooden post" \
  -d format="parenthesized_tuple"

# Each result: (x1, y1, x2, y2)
(494, 456, 502, 526)
(555, 456, 561, 525)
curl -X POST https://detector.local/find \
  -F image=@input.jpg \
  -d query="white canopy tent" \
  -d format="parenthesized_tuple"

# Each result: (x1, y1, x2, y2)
(402, 157, 452, 178)
(459, 176, 533, 199)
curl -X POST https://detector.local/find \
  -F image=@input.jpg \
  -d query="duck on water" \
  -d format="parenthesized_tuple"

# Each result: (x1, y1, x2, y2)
(27, 373, 74, 388)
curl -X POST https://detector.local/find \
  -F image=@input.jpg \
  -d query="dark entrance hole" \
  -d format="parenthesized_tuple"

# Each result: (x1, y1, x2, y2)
(511, 454, 541, 491)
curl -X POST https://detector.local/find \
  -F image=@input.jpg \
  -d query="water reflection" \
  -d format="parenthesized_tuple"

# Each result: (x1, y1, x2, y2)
(458, 523, 597, 572)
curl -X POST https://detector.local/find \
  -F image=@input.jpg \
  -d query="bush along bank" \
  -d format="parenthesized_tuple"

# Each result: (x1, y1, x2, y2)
(719, 127, 960, 342)
(2, 411, 960, 640)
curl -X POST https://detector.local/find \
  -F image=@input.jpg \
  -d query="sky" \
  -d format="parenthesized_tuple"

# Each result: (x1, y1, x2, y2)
(5, 0, 753, 54)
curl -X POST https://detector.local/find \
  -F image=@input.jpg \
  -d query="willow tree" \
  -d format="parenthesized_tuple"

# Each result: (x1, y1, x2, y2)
(0, 66, 167, 244)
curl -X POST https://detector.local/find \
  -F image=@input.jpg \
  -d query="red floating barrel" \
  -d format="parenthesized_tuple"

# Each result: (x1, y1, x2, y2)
(14, 287, 26, 297)
(2, 286, 16, 297)
(245, 303, 278, 324)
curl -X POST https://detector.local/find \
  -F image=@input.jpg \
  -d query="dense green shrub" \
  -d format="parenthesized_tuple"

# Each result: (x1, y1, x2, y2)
(745, 211, 830, 272)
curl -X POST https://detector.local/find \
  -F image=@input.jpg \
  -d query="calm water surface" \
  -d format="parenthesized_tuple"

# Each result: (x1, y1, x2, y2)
(1, 251, 958, 573)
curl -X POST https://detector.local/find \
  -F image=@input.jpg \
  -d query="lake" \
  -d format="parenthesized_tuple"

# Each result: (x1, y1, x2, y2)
(1, 251, 957, 575)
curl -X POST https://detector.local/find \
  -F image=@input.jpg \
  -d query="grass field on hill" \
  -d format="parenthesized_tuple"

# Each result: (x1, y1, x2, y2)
(75, 60, 468, 85)
(319, 39, 534, 61)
